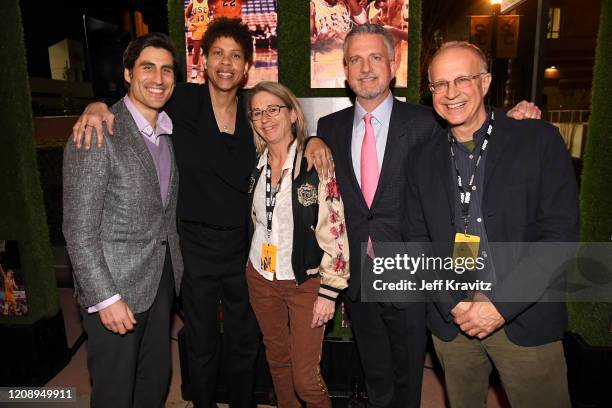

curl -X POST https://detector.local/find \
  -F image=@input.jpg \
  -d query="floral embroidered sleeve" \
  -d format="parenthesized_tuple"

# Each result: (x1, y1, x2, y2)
(315, 173, 350, 300)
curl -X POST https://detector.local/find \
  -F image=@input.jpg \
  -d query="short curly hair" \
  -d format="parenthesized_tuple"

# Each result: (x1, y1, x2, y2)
(202, 18, 253, 65)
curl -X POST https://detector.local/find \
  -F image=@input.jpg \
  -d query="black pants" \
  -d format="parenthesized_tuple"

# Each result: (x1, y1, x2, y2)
(344, 298, 427, 408)
(179, 221, 260, 408)
(82, 248, 175, 408)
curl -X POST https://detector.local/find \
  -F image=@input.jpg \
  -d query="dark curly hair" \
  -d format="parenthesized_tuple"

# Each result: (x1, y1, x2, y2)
(202, 18, 253, 65)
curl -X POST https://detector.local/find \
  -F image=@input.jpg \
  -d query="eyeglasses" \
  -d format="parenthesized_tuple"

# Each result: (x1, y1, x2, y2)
(428, 73, 488, 94)
(248, 104, 288, 121)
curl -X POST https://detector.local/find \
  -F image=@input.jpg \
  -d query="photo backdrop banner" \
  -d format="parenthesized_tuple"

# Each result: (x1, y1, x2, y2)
(310, 0, 409, 88)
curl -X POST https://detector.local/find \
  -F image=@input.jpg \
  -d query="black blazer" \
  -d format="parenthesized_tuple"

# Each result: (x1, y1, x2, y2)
(317, 98, 437, 303)
(166, 82, 255, 226)
(405, 108, 579, 346)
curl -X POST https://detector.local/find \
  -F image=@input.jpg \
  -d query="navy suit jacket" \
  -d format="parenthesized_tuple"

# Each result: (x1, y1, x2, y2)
(405, 108, 579, 346)
(317, 98, 437, 304)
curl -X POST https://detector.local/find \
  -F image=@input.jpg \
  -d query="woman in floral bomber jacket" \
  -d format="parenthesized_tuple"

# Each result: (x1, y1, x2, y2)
(245, 81, 349, 406)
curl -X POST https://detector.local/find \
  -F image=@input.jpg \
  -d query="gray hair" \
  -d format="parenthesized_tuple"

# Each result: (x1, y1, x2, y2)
(428, 41, 489, 81)
(343, 23, 395, 63)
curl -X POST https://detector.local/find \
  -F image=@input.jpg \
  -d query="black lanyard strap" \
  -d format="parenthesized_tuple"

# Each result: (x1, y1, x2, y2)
(265, 157, 287, 240)
(448, 110, 495, 233)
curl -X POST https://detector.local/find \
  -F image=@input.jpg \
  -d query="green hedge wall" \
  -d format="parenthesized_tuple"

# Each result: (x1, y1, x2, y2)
(168, 0, 187, 82)
(0, 0, 58, 325)
(568, 1, 612, 347)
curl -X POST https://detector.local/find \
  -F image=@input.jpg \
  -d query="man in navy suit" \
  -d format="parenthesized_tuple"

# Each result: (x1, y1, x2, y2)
(405, 41, 577, 407)
(316, 23, 435, 407)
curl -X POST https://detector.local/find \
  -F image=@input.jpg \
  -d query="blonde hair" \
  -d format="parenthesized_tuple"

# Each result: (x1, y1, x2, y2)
(246, 81, 308, 156)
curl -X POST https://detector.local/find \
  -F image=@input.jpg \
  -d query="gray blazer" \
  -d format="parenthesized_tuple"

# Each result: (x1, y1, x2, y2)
(63, 101, 183, 314)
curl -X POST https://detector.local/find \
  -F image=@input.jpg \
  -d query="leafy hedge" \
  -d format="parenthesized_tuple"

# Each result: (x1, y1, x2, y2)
(568, 1, 612, 347)
(0, 0, 58, 325)
(168, 0, 187, 82)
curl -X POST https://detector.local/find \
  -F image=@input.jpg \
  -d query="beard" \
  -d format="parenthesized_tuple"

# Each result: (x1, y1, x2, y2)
(352, 79, 389, 100)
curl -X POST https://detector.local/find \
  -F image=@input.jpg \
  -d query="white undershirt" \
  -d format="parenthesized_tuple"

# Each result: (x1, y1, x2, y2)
(249, 142, 298, 281)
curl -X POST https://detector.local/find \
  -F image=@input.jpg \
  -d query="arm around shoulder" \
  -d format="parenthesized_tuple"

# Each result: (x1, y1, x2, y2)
(71, 101, 114, 149)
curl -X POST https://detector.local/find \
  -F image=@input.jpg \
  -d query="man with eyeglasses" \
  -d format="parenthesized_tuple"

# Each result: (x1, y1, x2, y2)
(404, 41, 577, 407)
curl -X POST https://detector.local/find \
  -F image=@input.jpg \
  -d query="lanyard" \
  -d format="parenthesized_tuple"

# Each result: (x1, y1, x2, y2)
(265, 158, 287, 241)
(448, 110, 495, 234)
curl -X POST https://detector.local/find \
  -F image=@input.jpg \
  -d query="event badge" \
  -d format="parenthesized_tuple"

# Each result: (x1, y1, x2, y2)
(453, 233, 480, 270)
(261, 242, 277, 274)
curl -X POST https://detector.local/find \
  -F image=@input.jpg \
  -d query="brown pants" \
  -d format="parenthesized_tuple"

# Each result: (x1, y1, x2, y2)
(433, 330, 571, 408)
(246, 262, 331, 408)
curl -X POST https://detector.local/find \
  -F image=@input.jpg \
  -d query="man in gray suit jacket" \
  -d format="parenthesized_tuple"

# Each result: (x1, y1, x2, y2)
(63, 33, 183, 407)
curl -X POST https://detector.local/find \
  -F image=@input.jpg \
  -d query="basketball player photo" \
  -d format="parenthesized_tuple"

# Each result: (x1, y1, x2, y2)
(310, 0, 409, 88)
(184, 0, 278, 86)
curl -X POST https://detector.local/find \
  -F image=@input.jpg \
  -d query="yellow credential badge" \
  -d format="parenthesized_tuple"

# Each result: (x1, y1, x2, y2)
(261, 242, 277, 274)
(453, 233, 480, 271)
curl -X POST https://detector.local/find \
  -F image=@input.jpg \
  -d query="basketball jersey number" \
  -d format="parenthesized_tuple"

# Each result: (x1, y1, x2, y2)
(223, 0, 236, 7)
(195, 5, 208, 20)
